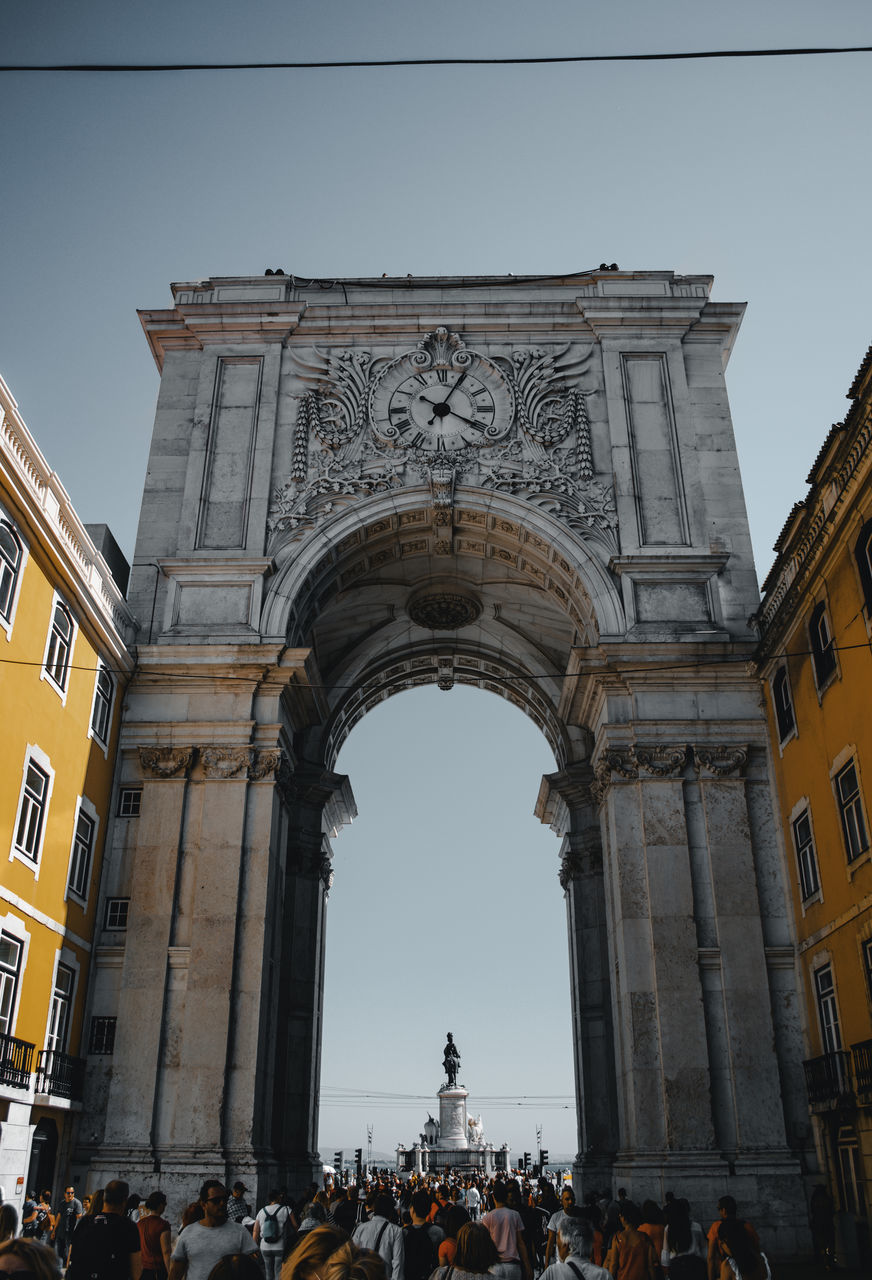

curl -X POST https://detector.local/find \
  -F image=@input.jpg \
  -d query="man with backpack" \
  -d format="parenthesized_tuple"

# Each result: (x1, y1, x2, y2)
(353, 1191, 404, 1280)
(68, 1179, 142, 1280)
(403, 1189, 443, 1280)
(253, 1191, 291, 1280)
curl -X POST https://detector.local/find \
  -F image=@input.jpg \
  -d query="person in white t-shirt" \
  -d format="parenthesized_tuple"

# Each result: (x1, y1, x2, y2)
(253, 1192, 291, 1280)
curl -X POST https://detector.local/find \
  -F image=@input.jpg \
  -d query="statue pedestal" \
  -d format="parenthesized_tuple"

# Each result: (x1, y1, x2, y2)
(438, 1085, 468, 1149)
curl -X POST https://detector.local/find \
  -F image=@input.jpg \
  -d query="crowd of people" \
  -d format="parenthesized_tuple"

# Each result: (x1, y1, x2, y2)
(0, 1172, 775, 1280)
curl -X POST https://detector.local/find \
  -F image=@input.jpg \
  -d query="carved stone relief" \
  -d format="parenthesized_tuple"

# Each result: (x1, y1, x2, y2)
(591, 742, 748, 803)
(692, 744, 749, 778)
(138, 746, 195, 778)
(268, 329, 617, 555)
(201, 746, 252, 779)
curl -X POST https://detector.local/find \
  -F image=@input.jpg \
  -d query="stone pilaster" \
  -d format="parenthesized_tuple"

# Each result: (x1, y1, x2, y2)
(538, 763, 618, 1193)
(272, 764, 353, 1189)
(593, 743, 717, 1165)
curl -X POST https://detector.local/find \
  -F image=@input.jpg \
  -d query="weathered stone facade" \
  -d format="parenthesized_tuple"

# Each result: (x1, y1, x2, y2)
(80, 270, 812, 1252)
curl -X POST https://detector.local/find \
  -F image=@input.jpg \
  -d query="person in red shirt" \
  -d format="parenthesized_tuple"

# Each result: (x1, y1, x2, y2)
(138, 1192, 171, 1280)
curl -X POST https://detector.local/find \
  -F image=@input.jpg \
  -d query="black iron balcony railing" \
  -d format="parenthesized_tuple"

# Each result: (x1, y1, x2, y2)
(852, 1038, 872, 1097)
(803, 1050, 854, 1109)
(0, 1031, 35, 1089)
(34, 1049, 86, 1101)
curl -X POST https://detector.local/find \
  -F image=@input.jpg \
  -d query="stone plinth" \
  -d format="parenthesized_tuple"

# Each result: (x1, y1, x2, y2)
(438, 1085, 468, 1149)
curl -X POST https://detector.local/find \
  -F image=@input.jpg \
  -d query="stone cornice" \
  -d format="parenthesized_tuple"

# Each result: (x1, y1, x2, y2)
(0, 374, 137, 661)
(756, 398, 872, 647)
(138, 304, 306, 371)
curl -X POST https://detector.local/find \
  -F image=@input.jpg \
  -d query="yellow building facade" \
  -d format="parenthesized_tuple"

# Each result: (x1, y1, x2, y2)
(0, 374, 134, 1215)
(757, 345, 872, 1268)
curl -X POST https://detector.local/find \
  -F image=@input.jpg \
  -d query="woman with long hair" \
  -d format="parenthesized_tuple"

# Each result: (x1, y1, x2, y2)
(0, 1206, 18, 1246)
(0, 1238, 62, 1280)
(282, 1224, 350, 1280)
(430, 1221, 501, 1280)
(604, 1202, 657, 1280)
(715, 1220, 770, 1280)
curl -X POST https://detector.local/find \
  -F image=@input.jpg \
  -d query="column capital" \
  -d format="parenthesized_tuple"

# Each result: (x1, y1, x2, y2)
(201, 746, 252, 779)
(591, 742, 688, 804)
(138, 746, 195, 778)
(691, 743, 749, 778)
(559, 839, 603, 889)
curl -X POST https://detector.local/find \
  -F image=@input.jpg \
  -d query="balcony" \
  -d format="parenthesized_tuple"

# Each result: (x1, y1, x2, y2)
(34, 1049, 86, 1102)
(853, 1038, 872, 1099)
(803, 1050, 854, 1110)
(0, 1031, 35, 1089)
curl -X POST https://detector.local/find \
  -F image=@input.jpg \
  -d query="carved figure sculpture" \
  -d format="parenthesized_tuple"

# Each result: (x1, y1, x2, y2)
(467, 1114, 484, 1145)
(443, 1032, 461, 1087)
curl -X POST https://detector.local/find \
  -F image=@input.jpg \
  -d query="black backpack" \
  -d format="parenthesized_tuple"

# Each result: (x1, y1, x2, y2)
(403, 1225, 438, 1280)
(68, 1214, 129, 1280)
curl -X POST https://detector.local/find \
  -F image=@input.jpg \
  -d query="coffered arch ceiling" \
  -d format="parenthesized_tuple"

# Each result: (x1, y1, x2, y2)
(263, 488, 620, 769)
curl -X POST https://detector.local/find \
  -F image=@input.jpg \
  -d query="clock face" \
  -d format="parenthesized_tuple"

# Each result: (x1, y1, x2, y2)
(370, 349, 514, 452)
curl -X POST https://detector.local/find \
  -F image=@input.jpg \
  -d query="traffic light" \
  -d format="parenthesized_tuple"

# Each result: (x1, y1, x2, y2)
(355, 1147, 363, 1171)
(523, 1152, 531, 1171)
(540, 1149, 549, 1166)
(333, 1150, 343, 1169)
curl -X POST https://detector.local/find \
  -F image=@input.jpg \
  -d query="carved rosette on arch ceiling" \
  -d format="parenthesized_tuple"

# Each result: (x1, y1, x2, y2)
(268, 328, 617, 555)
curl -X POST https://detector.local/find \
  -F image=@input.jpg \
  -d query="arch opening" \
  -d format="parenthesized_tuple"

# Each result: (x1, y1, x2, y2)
(318, 683, 578, 1165)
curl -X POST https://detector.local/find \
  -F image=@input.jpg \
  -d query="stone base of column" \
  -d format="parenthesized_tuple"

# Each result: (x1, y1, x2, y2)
(438, 1086, 469, 1149)
(573, 1150, 615, 1198)
(609, 1149, 812, 1259)
(75, 1144, 321, 1218)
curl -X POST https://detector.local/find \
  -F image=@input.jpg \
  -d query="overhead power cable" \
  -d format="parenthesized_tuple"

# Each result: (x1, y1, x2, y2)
(0, 634, 870, 686)
(1, 46, 871, 73)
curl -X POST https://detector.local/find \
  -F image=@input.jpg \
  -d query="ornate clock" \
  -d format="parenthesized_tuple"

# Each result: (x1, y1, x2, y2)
(369, 328, 514, 453)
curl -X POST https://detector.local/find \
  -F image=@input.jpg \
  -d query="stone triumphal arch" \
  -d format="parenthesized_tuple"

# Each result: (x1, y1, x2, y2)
(80, 270, 811, 1245)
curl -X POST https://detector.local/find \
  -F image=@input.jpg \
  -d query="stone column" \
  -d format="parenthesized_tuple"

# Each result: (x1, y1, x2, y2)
(272, 764, 353, 1190)
(688, 743, 803, 1189)
(593, 742, 721, 1194)
(92, 745, 194, 1182)
(538, 764, 619, 1193)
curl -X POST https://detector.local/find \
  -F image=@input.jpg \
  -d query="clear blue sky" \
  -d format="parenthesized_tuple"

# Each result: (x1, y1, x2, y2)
(2, 1, 871, 1158)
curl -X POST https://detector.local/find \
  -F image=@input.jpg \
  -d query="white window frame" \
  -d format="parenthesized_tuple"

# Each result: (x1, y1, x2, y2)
(40, 591, 78, 703)
(104, 898, 129, 931)
(770, 664, 797, 748)
(65, 795, 99, 905)
(9, 743, 54, 877)
(0, 912, 31, 1039)
(0, 508, 28, 641)
(790, 800, 821, 905)
(117, 787, 142, 818)
(87, 660, 115, 754)
(813, 959, 842, 1055)
(830, 746, 870, 871)
(808, 599, 838, 695)
(43, 948, 79, 1055)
